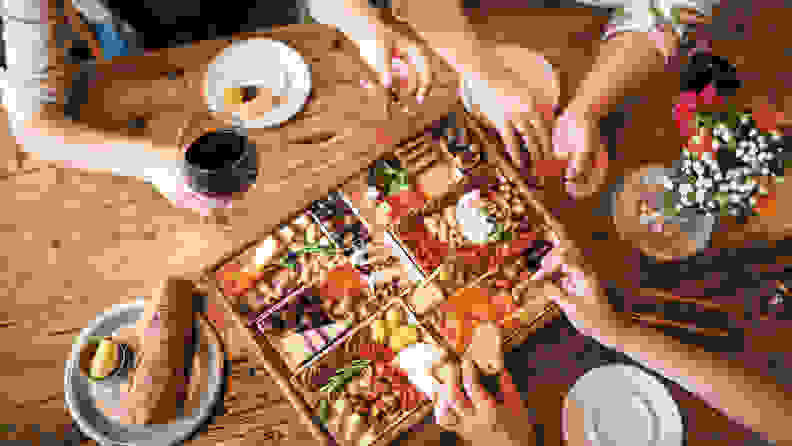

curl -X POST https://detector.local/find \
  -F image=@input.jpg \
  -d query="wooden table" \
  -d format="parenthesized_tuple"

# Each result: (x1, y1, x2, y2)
(74, 24, 462, 245)
(4, 6, 791, 446)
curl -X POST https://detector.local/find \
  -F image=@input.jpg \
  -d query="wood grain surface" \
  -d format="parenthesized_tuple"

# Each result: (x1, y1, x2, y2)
(2, 5, 791, 446)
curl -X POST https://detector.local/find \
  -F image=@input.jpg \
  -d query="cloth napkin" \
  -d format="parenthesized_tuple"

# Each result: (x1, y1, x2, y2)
(100, 278, 200, 425)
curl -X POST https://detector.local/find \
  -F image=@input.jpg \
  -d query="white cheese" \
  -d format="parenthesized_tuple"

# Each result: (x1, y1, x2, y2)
(393, 342, 446, 398)
(254, 236, 280, 268)
(455, 190, 494, 244)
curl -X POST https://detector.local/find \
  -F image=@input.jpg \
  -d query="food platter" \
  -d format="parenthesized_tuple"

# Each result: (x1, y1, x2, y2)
(204, 104, 565, 446)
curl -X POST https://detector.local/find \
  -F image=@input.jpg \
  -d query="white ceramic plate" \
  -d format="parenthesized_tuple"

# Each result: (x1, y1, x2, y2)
(204, 38, 312, 128)
(65, 300, 224, 446)
(563, 364, 684, 446)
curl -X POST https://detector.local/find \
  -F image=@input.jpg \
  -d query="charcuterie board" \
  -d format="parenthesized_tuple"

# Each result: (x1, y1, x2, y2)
(203, 103, 566, 446)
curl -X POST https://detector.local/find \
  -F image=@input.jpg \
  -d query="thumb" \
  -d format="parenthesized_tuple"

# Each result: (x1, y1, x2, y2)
(381, 40, 393, 90)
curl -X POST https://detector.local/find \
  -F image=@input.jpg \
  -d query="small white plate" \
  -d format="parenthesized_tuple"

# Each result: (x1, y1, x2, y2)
(203, 38, 312, 128)
(563, 364, 684, 446)
(65, 300, 224, 446)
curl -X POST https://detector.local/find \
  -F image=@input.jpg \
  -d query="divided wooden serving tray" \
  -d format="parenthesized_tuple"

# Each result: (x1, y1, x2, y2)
(202, 104, 567, 446)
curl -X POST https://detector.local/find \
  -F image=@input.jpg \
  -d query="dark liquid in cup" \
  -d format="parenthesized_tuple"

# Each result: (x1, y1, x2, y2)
(183, 129, 258, 195)
(185, 131, 247, 170)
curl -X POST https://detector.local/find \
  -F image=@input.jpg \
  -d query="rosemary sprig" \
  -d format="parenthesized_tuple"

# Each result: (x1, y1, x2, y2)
(318, 399, 330, 423)
(279, 242, 338, 269)
(318, 360, 372, 394)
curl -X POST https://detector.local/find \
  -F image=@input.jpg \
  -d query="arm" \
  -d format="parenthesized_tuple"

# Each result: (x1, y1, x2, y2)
(568, 5, 714, 120)
(310, 0, 496, 83)
(4, 0, 174, 182)
(22, 105, 182, 180)
(598, 317, 792, 444)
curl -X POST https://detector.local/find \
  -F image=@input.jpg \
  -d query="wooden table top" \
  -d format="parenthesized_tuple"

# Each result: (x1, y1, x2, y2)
(3, 5, 791, 446)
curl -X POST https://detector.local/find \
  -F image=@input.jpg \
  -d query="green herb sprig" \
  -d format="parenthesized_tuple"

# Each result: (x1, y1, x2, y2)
(278, 241, 338, 269)
(318, 359, 372, 395)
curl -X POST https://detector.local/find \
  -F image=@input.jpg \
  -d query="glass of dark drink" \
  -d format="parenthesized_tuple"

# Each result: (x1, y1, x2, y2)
(183, 128, 258, 195)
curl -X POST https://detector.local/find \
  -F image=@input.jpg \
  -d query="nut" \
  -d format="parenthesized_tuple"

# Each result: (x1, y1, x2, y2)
(499, 183, 511, 193)
(513, 203, 526, 215)
(503, 265, 519, 280)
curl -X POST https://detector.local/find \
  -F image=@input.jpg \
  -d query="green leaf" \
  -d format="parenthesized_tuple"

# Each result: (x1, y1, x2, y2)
(776, 176, 786, 184)
(688, 175, 696, 185)
(696, 112, 714, 129)
(664, 191, 677, 209)
(727, 139, 738, 151)
(75, 335, 105, 345)
(670, 6, 682, 25)
(502, 231, 513, 242)
(613, 6, 627, 17)
(649, 6, 664, 18)
(318, 399, 330, 423)
(687, 191, 696, 202)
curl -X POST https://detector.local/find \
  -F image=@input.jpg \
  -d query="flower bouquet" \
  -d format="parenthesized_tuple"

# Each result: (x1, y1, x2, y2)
(664, 54, 788, 220)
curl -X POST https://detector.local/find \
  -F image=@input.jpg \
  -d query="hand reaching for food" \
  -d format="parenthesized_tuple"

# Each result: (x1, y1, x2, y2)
(434, 358, 532, 446)
(351, 23, 433, 104)
(552, 108, 608, 199)
(471, 67, 555, 171)
(532, 239, 624, 340)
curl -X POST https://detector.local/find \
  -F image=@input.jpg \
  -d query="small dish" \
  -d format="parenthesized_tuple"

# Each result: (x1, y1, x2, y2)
(563, 364, 683, 446)
(65, 300, 224, 446)
(203, 38, 312, 128)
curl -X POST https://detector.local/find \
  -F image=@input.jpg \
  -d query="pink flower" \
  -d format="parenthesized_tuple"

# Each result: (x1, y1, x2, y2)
(672, 82, 724, 137)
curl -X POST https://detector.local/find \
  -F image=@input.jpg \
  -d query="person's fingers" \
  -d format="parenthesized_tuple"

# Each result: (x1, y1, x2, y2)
(414, 45, 432, 105)
(400, 43, 419, 100)
(527, 113, 553, 161)
(381, 38, 394, 90)
(532, 246, 564, 281)
(512, 119, 542, 165)
(446, 361, 474, 416)
(497, 119, 523, 167)
(498, 368, 524, 413)
(462, 358, 496, 412)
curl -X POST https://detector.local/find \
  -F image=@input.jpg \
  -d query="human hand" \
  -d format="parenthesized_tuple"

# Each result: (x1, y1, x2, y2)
(532, 239, 624, 340)
(551, 107, 608, 199)
(434, 358, 533, 446)
(473, 67, 555, 169)
(349, 22, 432, 104)
(145, 164, 233, 217)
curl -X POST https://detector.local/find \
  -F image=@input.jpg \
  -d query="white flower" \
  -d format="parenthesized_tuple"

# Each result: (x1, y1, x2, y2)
(736, 149, 744, 159)
(760, 142, 768, 150)
(762, 167, 770, 175)
(741, 117, 750, 124)
(702, 151, 713, 161)
(718, 183, 729, 192)
(758, 135, 767, 144)
(696, 190, 707, 203)
(679, 183, 693, 195)
(739, 140, 750, 148)
(714, 172, 723, 181)
(729, 194, 741, 203)
(771, 131, 782, 141)
(750, 128, 758, 137)
(663, 178, 674, 190)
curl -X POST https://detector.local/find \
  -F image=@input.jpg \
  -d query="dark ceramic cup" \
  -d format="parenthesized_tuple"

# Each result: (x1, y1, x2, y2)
(183, 129, 258, 195)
